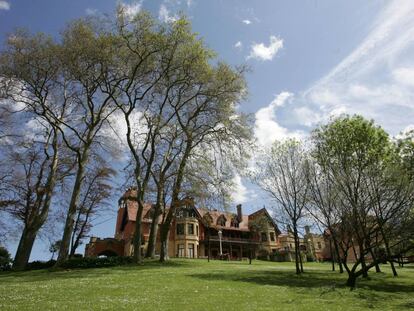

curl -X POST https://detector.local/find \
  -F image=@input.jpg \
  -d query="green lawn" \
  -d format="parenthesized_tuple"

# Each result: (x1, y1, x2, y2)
(0, 260, 413, 311)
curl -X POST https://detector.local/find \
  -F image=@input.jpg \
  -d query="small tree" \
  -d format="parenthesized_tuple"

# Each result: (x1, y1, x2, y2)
(251, 139, 309, 274)
(49, 240, 61, 261)
(0, 246, 12, 271)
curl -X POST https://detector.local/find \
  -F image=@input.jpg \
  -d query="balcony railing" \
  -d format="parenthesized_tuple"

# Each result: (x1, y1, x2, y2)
(205, 235, 260, 244)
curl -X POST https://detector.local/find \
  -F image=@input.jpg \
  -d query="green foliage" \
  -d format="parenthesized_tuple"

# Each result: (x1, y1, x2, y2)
(0, 246, 12, 271)
(312, 115, 391, 170)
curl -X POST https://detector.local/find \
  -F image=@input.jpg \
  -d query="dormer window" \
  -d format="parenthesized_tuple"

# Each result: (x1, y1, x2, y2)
(217, 215, 226, 226)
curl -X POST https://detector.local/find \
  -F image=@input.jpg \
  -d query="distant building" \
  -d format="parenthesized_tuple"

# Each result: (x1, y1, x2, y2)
(85, 189, 328, 261)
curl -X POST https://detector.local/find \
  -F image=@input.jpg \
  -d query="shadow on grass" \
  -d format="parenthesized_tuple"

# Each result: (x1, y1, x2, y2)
(188, 269, 414, 294)
(0, 259, 194, 283)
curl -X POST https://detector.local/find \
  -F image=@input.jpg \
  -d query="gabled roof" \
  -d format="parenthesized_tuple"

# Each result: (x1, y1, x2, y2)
(197, 208, 250, 231)
(119, 190, 279, 233)
(249, 208, 281, 234)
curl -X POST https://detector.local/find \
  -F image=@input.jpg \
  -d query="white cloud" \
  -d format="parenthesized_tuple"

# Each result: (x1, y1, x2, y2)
(392, 67, 414, 87)
(231, 174, 248, 204)
(254, 92, 304, 146)
(159, 4, 178, 23)
(242, 19, 251, 25)
(234, 41, 242, 50)
(101, 110, 144, 154)
(120, 1, 142, 19)
(0, 1, 10, 10)
(247, 36, 283, 61)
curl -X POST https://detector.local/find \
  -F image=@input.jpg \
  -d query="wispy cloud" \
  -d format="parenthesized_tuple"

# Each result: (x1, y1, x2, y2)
(159, 4, 178, 23)
(234, 41, 242, 50)
(247, 35, 283, 61)
(119, 1, 142, 19)
(301, 0, 414, 135)
(0, 1, 10, 10)
(242, 19, 251, 25)
(262, 0, 414, 139)
(85, 8, 98, 15)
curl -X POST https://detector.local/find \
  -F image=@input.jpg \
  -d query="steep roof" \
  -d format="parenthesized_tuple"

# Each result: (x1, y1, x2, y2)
(197, 208, 250, 231)
(119, 189, 279, 233)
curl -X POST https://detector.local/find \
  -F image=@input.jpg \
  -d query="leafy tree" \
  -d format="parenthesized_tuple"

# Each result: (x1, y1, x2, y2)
(311, 115, 414, 288)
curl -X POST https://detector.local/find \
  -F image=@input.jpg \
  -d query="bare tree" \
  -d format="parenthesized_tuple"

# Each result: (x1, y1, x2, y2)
(69, 160, 115, 257)
(251, 139, 309, 274)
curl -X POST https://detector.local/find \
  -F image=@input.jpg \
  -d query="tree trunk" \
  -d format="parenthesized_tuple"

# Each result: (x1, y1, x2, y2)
(207, 227, 210, 262)
(145, 218, 159, 259)
(299, 244, 304, 273)
(333, 238, 344, 273)
(382, 229, 398, 276)
(346, 273, 357, 289)
(56, 150, 88, 266)
(12, 226, 38, 270)
(146, 199, 161, 259)
(293, 228, 301, 274)
(329, 239, 335, 271)
(159, 226, 170, 262)
(132, 199, 146, 264)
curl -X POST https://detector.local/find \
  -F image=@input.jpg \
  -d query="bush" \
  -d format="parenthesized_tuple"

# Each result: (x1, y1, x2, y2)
(23, 256, 133, 271)
(0, 246, 12, 271)
(26, 260, 56, 270)
(257, 249, 269, 260)
(60, 256, 133, 269)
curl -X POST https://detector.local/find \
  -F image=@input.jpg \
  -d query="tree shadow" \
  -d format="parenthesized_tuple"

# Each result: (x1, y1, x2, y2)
(188, 268, 414, 294)
(0, 259, 194, 283)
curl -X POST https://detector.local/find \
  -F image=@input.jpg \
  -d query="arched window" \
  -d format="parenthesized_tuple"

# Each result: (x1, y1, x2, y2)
(217, 215, 226, 226)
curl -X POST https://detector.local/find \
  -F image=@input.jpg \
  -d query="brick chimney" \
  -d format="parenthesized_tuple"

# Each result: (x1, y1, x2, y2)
(236, 204, 242, 221)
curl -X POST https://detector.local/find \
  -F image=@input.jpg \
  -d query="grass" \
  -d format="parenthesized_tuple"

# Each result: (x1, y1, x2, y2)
(0, 260, 413, 311)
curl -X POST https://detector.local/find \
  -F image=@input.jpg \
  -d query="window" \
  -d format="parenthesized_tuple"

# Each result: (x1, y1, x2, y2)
(261, 232, 268, 242)
(217, 215, 226, 226)
(269, 232, 275, 242)
(196, 225, 199, 236)
(187, 223, 194, 235)
(176, 223, 185, 235)
(188, 243, 194, 258)
(317, 242, 322, 249)
(231, 217, 239, 228)
(177, 244, 185, 257)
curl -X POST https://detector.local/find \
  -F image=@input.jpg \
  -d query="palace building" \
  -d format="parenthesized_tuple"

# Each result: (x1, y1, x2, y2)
(85, 189, 328, 261)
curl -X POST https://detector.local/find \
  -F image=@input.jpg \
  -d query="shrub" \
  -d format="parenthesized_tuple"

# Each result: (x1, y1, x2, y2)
(0, 246, 12, 271)
(60, 256, 133, 269)
(26, 260, 56, 270)
(257, 249, 269, 260)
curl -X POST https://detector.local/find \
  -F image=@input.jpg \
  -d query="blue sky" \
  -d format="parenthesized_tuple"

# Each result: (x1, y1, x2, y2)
(2, 0, 414, 260)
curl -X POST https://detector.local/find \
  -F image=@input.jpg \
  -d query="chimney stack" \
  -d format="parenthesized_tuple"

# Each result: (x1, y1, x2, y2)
(305, 225, 310, 235)
(237, 204, 242, 221)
